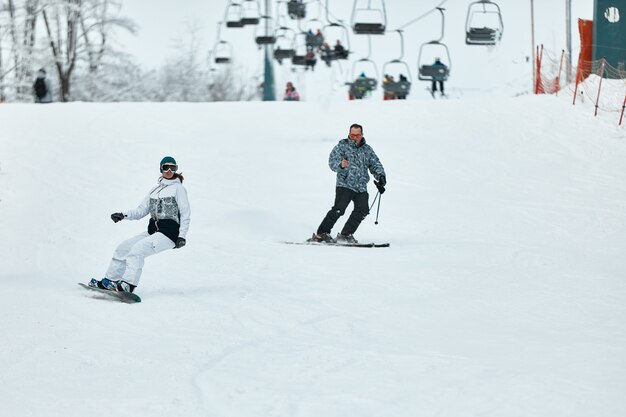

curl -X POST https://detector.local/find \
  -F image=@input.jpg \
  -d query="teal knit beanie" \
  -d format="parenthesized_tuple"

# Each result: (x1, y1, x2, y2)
(160, 156, 177, 171)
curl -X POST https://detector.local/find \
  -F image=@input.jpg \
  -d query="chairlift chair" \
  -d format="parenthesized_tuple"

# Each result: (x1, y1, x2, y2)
(241, 0, 261, 25)
(255, 16, 277, 45)
(382, 31, 411, 96)
(351, 0, 387, 35)
(287, 0, 306, 19)
(213, 41, 233, 64)
(417, 8, 451, 81)
(321, 22, 351, 64)
(320, 1, 350, 65)
(347, 57, 378, 99)
(291, 31, 310, 66)
(465, 0, 503, 45)
(304, 18, 326, 49)
(274, 27, 297, 61)
(382, 61, 412, 95)
(417, 42, 451, 81)
(225, 2, 245, 28)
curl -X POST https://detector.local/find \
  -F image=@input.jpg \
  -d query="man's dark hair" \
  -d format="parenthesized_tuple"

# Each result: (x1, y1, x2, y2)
(349, 123, 363, 132)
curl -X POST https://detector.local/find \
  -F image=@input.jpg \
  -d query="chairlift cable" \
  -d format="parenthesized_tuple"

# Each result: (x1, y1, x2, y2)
(320, 0, 342, 25)
(395, 0, 448, 31)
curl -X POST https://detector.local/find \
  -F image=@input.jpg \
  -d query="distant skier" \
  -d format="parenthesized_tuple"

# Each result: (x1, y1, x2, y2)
(88, 156, 191, 293)
(283, 82, 300, 101)
(33, 68, 52, 103)
(310, 123, 386, 244)
(431, 57, 447, 97)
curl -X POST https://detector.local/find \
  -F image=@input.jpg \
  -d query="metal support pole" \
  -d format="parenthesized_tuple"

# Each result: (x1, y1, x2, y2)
(565, 0, 572, 83)
(262, 0, 276, 101)
(531, 0, 536, 91)
(594, 59, 606, 117)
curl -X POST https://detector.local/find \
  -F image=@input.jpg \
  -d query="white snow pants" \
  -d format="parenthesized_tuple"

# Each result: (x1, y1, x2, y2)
(105, 232, 175, 286)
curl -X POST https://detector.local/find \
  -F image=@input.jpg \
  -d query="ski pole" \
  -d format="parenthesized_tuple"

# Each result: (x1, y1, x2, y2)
(369, 191, 380, 212)
(374, 194, 383, 224)
(369, 191, 382, 225)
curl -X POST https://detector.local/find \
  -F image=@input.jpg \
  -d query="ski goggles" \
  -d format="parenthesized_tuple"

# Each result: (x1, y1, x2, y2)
(161, 164, 178, 172)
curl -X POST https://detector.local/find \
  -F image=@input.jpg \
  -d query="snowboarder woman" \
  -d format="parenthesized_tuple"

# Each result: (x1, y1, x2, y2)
(311, 124, 386, 244)
(89, 156, 191, 293)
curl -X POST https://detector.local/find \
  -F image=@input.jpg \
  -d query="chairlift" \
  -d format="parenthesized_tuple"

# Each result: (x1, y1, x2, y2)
(417, 8, 451, 81)
(304, 18, 326, 49)
(274, 27, 297, 62)
(351, 0, 387, 35)
(287, 0, 306, 20)
(291, 31, 312, 67)
(241, 0, 261, 25)
(346, 36, 378, 99)
(382, 30, 411, 98)
(213, 41, 233, 64)
(255, 16, 277, 45)
(212, 22, 233, 64)
(465, 0, 503, 45)
(320, 0, 351, 65)
(225, 2, 245, 28)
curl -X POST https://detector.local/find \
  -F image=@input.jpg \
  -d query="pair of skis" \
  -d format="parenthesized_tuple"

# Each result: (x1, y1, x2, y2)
(283, 241, 390, 248)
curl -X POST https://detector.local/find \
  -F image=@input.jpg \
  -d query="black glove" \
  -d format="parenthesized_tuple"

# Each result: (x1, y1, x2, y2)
(111, 212, 125, 223)
(175, 237, 186, 249)
(374, 177, 386, 194)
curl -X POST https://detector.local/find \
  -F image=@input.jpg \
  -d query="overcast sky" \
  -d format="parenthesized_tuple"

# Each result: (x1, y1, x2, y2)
(117, 0, 594, 71)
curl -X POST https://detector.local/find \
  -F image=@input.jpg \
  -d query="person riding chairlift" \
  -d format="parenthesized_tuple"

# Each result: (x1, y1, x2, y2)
(431, 57, 447, 97)
(383, 74, 396, 101)
(334, 40, 347, 59)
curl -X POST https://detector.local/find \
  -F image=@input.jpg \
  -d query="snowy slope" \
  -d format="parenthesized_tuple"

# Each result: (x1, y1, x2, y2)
(0, 93, 625, 417)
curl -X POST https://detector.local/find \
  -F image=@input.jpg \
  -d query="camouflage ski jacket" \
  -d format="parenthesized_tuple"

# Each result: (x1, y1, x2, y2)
(328, 138, 386, 193)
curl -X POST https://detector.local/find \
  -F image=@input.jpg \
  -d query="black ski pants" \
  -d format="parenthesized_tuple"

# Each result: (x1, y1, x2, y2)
(317, 187, 369, 236)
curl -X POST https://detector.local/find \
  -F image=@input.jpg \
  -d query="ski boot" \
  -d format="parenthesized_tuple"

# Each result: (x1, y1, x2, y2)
(308, 232, 335, 243)
(336, 233, 358, 244)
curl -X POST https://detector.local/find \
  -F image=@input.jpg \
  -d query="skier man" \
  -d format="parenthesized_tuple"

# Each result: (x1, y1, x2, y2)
(310, 123, 386, 244)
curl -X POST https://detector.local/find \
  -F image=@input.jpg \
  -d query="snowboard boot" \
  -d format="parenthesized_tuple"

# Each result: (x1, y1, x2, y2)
(336, 233, 358, 244)
(100, 278, 118, 291)
(117, 280, 136, 293)
(99, 278, 136, 293)
(88, 278, 106, 290)
(309, 232, 335, 243)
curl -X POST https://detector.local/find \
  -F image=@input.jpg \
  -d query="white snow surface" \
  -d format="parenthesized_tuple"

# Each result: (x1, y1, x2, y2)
(1, 95, 625, 417)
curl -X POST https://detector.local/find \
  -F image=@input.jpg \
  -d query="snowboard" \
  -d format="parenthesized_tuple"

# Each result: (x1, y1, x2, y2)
(78, 282, 141, 304)
(284, 241, 390, 248)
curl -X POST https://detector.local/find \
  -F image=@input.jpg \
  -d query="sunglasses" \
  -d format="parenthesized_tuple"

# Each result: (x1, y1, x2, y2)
(161, 164, 178, 172)
(349, 133, 363, 139)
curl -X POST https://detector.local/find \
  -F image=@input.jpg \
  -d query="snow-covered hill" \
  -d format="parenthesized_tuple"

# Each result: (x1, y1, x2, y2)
(0, 93, 625, 417)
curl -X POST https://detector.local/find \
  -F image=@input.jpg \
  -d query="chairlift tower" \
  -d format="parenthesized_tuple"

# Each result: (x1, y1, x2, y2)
(262, 0, 276, 101)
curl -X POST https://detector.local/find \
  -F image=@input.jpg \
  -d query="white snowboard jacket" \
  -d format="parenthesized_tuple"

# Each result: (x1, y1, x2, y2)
(123, 177, 191, 243)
